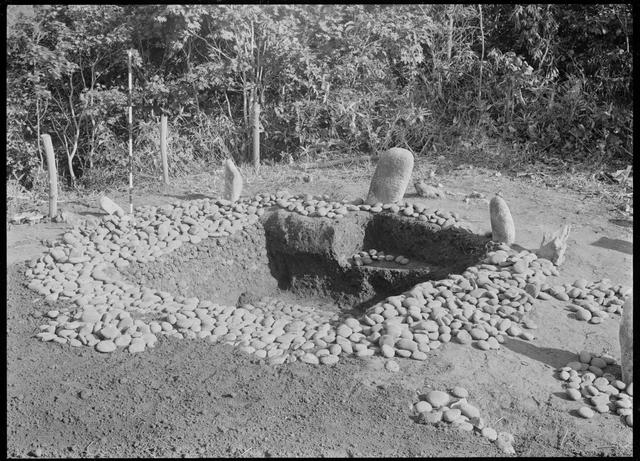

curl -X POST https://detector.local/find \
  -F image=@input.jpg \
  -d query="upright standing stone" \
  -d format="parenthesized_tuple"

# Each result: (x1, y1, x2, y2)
(99, 196, 124, 216)
(619, 293, 633, 384)
(535, 224, 571, 266)
(414, 180, 444, 198)
(489, 194, 515, 245)
(224, 158, 243, 202)
(365, 147, 414, 205)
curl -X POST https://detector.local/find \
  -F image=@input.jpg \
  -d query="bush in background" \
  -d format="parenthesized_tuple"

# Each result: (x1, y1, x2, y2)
(6, 4, 633, 192)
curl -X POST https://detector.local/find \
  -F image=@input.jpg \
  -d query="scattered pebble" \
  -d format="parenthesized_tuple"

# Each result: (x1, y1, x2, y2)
(457, 402, 480, 419)
(553, 351, 633, 425)
(128, 340, 146, 353)
(385, 360, 400, 372)
(425, 390, 450, 408)
(566, 388, 582, 401)
(456, 421, 474, 432)
(495, 432, 516, 454)
(95, 340, 117, 353)
(415, 401, 432, 413)
(450, 386, 469, 399)
(443, 408, 462, 423)
(420, 410, 443, 424)
(319, 354, 339, 365)
(481, 427, 498, 441)
(577, 406, 595, 419)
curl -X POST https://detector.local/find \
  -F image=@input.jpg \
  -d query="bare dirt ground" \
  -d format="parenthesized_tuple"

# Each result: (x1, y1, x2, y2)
(6, 160, 633, 457)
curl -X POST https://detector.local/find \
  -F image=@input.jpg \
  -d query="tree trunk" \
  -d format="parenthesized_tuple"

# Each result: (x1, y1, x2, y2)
(478, 4, 484, 105)
(241, 75, 249, 163)
(67, 140, 78, 187)
(35, 94, 43, 171)
(66, 73, 79, 187)
(446, 13, 454, 61)
(242, 73, 248, 127)
(252, 100, 260, 169)
(245, 84, 255, 163)
(89, 66, 96, 171)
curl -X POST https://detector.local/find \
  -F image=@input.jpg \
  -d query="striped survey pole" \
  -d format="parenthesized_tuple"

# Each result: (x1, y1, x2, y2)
(127, 49, 134, 215)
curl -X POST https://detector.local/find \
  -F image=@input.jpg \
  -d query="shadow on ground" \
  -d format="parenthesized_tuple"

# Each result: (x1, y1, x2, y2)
(608, 218, 633, 228)
(552, 391, 574, 402)
(501, 337, 577, 369)
(510, 243, 537, 253)
(591, 237, 632, 255)
(165, 192, 215, 201)
(67, 200, 95, 209)
(75, 211, 104, 217)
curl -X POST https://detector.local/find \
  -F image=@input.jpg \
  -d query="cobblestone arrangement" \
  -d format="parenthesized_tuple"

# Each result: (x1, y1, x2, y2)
(412, 386, 516, 453)
(555, 351, 633, 427)
(350, 249, 411, 266)
(25, 191, 631, 383)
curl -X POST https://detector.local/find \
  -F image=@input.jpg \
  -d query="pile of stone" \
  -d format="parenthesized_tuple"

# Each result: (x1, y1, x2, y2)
(25, 189, 631, 363)
(23, 188, 476, 356)
(24, 145, 631, 370)
(10, 210, 44, 225)
(542, 278, 629, 321)
(275, 193, 468, 232)
(413, 386, 516, 454)
(556, 351, 633, 427)
(350, 249, 410, 266)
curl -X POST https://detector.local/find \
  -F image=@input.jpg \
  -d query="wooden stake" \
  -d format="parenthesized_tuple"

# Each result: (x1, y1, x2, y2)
(40, 134, 57, 218)
(127, 49, 133, 214)
(252, 100, 260, 169)
(160, 115, 169, 184)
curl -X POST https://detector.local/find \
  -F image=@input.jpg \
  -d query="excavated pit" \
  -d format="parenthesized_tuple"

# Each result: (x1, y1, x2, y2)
(125, 209, 491, 313)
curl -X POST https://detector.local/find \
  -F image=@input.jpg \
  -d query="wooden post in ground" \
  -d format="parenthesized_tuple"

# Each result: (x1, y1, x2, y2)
(252, 100, 260, 169)
(160, 115, 169, 184)
(127, 49, 134, 215)
(40, 134, 58, 218)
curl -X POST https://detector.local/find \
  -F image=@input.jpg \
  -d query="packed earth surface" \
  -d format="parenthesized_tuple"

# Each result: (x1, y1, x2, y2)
(6, 162, 633, 458)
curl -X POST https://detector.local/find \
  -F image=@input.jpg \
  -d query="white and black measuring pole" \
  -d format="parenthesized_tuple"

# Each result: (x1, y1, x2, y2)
(127, 49, 134, 215)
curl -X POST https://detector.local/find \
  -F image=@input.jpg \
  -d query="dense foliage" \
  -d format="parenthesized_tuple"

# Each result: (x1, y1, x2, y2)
(6, 4, 633, 189)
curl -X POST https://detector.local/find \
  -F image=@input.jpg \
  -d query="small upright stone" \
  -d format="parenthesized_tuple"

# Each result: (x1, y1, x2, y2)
(224, 158, 243, 202)
(619, 293, 633, 385)
(414, 180, 443, 199)
(535, 224, 571, 266)
(489, 194, 515, 245)
(99, 195, 124, 215)
(365, 147, 414, 205)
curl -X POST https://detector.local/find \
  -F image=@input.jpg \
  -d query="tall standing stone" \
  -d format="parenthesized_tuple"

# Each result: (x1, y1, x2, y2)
(489, 194, 515, 245)
(619, 293, 633, 385)
(365, 147, 414, 205)
(224, 158, 243, 202)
